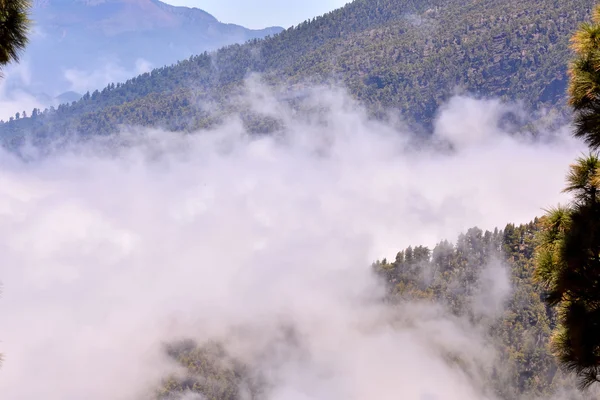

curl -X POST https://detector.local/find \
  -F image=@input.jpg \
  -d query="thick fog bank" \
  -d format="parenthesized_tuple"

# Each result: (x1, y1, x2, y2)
(0, 86, 586, 399)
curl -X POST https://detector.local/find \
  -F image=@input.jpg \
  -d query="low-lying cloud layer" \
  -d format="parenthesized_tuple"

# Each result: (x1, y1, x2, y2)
(0, 86, 587, 399)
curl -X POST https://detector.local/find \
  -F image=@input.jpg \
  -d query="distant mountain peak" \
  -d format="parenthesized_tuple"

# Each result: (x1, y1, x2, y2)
(36, 0, 171, 5)
(32, 0, 221, 35)
(18, 0, 283, 102)
(31, 0, 282, 33)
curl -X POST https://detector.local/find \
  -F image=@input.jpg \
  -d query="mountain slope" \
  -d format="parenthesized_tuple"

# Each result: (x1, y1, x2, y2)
(372, 221, 571, 399)
(8, 0, 282, 99)
(156, 221, 593, 400)
(1, 0, 595, 142)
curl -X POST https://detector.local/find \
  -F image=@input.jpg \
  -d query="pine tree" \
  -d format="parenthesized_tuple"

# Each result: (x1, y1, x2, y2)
(0, 0, 31, 72)
(535, 154, 600, 389)
(568, 5, 600, 149)
(535, 5, 600, 389)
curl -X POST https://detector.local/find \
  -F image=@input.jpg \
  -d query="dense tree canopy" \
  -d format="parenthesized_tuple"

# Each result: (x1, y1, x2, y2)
(0, 0, 596, 143)
(373, 223, 562, 398)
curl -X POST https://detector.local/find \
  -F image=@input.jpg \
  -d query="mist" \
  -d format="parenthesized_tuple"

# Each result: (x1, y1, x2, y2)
(0, 84, 586, 399)
(0, 63, 47, 121)
(0, 56, 158, 123)
(63, 57, 154, 94)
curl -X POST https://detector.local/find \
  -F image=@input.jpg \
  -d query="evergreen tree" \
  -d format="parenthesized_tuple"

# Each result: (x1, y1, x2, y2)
(0, 0, 30, 72)
(533, 5, 600, 389)
(535, 154, 600, 389)
(568, 5, 600, 149)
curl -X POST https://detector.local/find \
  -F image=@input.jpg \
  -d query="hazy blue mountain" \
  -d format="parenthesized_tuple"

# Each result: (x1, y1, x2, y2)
(8, 0, 282, 101)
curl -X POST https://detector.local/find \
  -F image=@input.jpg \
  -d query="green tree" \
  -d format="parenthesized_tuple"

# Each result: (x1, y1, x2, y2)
(535, 154, 600, 389)
(0, 0, 31, 72)
(535, 5, 600, 389)
(568, 5, 600, 150)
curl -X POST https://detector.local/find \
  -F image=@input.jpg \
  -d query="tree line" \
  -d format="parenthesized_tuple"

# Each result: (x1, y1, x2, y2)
(0, 0, 597, 141)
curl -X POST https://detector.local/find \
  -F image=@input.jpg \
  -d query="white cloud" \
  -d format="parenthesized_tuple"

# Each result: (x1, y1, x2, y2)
(0, 84, 586, 399)
(0, 63, 47, 121)
(63, 58, 154, 94)
(470, 257, 512, 320)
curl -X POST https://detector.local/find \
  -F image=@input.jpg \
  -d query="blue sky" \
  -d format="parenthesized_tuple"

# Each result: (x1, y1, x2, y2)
(162, 0, 350, 29)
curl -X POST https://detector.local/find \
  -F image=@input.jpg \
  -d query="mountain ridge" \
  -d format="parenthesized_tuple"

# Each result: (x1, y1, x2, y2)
(31, 0, 282, 35)
(1, 0, 595, 142)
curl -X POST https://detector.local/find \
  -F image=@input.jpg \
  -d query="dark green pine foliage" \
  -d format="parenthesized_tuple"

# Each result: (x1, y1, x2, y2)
(0, 0, 30, 70)
(568, 6, 600, 150)
(535, 154, 600, 390)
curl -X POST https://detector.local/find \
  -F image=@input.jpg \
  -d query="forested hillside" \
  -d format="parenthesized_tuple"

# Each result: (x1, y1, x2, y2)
(0, 0, 596, 143)
(152, 221, 594, 400)
(374, 222, 557, 398)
